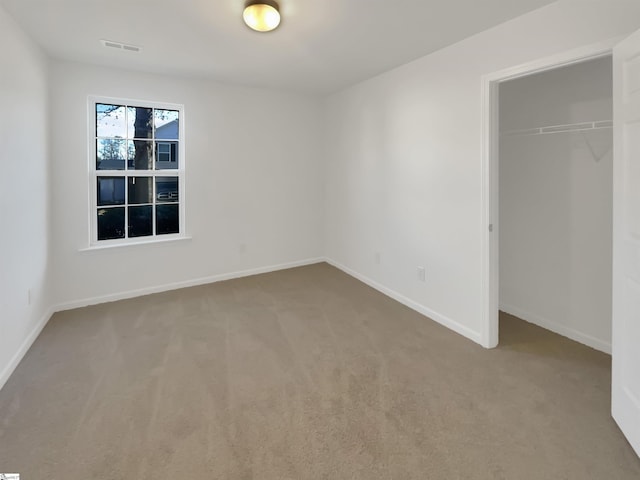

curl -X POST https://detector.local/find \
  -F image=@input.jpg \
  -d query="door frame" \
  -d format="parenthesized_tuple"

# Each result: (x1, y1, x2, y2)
(480, 37, 622, 349)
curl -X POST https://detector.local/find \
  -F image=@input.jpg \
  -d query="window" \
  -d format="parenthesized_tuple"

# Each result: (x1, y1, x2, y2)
(156, 142, 177, 166)
(157, 142, 172, 163)
(90, 97, 184, 245)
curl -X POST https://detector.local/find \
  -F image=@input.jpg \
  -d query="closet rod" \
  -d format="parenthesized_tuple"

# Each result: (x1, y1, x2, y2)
(501, 120, 612, 137)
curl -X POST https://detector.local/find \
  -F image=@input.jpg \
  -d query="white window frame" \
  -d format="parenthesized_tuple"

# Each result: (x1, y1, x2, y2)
(87, 96, 186, 248)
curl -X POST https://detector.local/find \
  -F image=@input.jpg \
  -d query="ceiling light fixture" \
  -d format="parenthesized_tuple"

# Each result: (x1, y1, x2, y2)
(243, 0, 281, 32)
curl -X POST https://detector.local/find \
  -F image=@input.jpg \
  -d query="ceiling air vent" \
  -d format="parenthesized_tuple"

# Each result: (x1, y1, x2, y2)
(101, 39, 141, 52)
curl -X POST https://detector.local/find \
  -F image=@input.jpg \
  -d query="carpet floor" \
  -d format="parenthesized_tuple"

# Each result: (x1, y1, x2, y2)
(0, 263, 638, 479)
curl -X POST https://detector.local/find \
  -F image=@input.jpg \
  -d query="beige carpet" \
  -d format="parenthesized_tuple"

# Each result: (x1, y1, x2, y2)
(0, 263, 638, 479)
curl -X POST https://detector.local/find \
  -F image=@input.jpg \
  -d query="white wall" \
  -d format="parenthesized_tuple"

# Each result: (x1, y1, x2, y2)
(0, 6, 52, 387)
(49, 61, 324, 307)
(499, 57, 613, 352)
(323, 1, 640, 345)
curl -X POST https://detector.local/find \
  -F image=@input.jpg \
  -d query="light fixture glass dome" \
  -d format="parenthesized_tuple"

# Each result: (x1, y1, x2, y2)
(243, 1, 281, 32)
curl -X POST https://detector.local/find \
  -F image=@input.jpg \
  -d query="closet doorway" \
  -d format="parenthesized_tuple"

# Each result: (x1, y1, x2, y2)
(496, 56, 613, 353)
(482, 30, 640, 458)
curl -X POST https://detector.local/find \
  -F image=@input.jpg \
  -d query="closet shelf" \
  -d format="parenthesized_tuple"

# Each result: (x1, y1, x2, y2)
(501, 120, 612, 137)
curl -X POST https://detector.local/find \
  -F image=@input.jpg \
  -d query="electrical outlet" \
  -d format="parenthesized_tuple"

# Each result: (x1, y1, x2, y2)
(374, 252, 381, 264)
(28, 288, 32, 305)
(417, 266, 426, 282)
(239, 243, 247, 254)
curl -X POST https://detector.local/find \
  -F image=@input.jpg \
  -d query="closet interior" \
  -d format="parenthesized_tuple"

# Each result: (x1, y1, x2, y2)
(498, 56, 613, 352)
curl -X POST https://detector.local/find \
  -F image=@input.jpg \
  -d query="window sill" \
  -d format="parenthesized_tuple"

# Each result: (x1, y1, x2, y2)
(80, 235, 192, 252)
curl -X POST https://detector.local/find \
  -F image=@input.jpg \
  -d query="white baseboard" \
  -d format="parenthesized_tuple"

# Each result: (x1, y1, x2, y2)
(0, 306, 55, 392)
(55, 257, 326, 312)
(499, 303, 611, 354)
(324, 257, 483, 345)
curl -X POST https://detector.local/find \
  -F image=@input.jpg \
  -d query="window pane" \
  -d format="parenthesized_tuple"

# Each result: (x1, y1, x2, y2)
(128, 106, 153, 139)
(128, 140, 153, 170)
(128, 177, 153, 204)
(156, 204, 179, 235)
(97, 207, 125, 240)
(128, 205, 153, 237)
(155, 109, 179, 140)
(96, 138, 126, 170)
(156, 177, 178, 203)
(97, 177, 125, 206)
(96, 104, 126, 138)
(155, 141, 178, 169)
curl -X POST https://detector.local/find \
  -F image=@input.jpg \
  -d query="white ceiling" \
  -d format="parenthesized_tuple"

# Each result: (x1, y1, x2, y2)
(1, 0, 556, 94)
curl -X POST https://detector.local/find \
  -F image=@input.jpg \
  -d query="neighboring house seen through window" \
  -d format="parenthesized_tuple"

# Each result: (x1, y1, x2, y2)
(91, 98, 184, 245)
